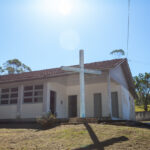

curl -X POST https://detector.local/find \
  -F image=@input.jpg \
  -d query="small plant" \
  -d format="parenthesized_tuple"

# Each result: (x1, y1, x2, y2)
(36, 112, 57, 127)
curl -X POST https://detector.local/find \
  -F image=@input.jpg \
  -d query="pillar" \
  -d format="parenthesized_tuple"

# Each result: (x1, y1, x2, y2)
(107, 71, 112, 118)
(17, 85, 23, 119)
(43, 82, 50, 115)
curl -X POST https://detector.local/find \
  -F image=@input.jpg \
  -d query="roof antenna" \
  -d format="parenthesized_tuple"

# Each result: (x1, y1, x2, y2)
(127, 0, 131, 59)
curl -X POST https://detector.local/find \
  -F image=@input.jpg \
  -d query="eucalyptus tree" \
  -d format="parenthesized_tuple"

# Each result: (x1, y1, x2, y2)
(0, 66, 3, 74)
(110, 49, 125, 58)
(0, 59, 31, 75)
(134, 73, 150, 111)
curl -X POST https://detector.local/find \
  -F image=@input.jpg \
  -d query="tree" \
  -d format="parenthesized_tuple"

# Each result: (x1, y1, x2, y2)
(134, 73, 150, 111)
(0, 66, 4, 73)
(110, 49, 125, 58)
(1, 59, 31, 75)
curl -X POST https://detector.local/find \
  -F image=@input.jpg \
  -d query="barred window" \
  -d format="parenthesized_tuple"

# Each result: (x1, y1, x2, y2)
(0, 87, 18, 105)
(23, 85, 43, 103)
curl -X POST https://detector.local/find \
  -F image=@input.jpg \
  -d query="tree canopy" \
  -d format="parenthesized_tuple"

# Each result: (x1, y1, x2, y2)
(0, 59, 31, 75)
(110, 49, 125, 58)
(134, 72, 150, 111)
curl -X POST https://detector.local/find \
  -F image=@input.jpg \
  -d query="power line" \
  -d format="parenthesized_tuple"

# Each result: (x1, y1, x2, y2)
(127, 0, 130, 58)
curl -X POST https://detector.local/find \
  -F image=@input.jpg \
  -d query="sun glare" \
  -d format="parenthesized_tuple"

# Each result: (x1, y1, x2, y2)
(36, 0, 73, 16)
(58, 0, 72, 15)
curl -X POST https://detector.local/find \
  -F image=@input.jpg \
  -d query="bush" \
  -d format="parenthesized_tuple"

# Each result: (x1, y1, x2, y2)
(36, 112, 58, 127)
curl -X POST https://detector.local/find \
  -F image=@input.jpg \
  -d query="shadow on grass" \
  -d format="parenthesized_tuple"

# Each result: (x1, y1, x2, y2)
(74, 123, 128, 150)
(0, 122, 61, 130)
(0, 123, 40, 130)
(0, 120, 149, 131)
(99, 121, 150, 130)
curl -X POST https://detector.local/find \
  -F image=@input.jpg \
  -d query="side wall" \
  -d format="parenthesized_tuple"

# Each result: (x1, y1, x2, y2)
(110, 65, 135, 120)
(120, 86, 130, 120)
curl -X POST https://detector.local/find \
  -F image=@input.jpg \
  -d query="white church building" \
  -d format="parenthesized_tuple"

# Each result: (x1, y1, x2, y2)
(0, 57, 136, 120)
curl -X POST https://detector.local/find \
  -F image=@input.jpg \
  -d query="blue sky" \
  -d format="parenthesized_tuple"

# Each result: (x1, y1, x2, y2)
(0, 0, 149, 76)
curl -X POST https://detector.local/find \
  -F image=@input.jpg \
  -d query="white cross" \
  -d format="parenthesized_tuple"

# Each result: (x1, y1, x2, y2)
(61, 50, 102, 118)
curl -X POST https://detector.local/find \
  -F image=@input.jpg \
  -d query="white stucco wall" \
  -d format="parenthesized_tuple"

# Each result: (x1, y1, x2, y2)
(129, 93, 136, 120)
(110, 65, 135, 120)
(48, 82, 67, 118)
(110, 65, 128, 89)
(121, 86, 130, 120)
(0, 79, 124, 119)
(66, 83, 109, 118)
(111, 83, 123, 119)
(0, 80, 44, 119)
(0, 67, 135, 120)
(21, 103, 43, 118)
(66, 81, 122, 118)
(120, 86, 135, 120)
(0, 105, 17, 119)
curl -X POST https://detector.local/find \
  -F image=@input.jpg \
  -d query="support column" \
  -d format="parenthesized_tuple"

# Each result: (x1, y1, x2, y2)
(80, 50, 85, 118)
(107, 71, 112, 118)
(0, 88, 1, 104)
(43, 82, 50, 115)
(17, 85, 23, 119)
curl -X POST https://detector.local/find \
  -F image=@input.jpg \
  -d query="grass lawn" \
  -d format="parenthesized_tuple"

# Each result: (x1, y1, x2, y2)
(135, 105, 150, 112)
(0, 123, 150, 150)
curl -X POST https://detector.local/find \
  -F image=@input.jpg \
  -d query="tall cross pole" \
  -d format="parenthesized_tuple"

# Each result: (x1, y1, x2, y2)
(61, 49, 102, 118)
(80, 50, 85, 117)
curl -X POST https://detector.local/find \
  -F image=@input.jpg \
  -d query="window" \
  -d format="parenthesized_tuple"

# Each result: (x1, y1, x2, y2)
(0, 87, 18, 105)
(23, 85, 43, 103)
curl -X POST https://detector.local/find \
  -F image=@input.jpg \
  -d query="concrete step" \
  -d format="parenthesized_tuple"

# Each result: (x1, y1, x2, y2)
(68, 118, 99, 124)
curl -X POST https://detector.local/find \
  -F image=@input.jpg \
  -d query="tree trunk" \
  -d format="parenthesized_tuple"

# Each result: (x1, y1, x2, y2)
(144, 99, 148, 112)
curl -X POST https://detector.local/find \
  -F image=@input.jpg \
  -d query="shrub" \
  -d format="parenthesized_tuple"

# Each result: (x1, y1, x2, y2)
(36, 112, 58, 127)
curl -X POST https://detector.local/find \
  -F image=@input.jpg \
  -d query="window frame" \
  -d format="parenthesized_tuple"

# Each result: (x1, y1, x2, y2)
(0, 87, 18, 105)
(23, 84, 43, 104)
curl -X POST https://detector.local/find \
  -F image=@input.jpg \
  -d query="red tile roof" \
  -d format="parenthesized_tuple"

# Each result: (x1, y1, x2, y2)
(0, 59, 124, 84)
(0, 58, 136, 97)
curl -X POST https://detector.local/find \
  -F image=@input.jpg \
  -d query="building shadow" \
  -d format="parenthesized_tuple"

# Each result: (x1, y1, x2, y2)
(0, 118, 65, 130)
(0, 122, 41, 130)
(99, 121, 150, 130)
(1, 123, 65, 131)
(74, 123, 128, 150)
(0, 120, 149, 131)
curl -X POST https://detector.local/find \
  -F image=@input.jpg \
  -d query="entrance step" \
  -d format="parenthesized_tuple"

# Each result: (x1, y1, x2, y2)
(68, 118, 99, 124)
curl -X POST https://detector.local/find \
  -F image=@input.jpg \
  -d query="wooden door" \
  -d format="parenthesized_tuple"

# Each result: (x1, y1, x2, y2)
(94, 93, 102, 118)
(50, 91, 56, 115)
(68, 95, 77, 118)
(111, 92, 119, 118)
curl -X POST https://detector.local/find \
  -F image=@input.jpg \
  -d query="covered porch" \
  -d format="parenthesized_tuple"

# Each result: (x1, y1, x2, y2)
(44, 71, 123, 120)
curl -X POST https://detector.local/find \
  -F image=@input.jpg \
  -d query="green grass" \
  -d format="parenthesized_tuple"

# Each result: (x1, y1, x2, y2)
(135, 105, 150, 112)
(0, 123, 150, 150)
